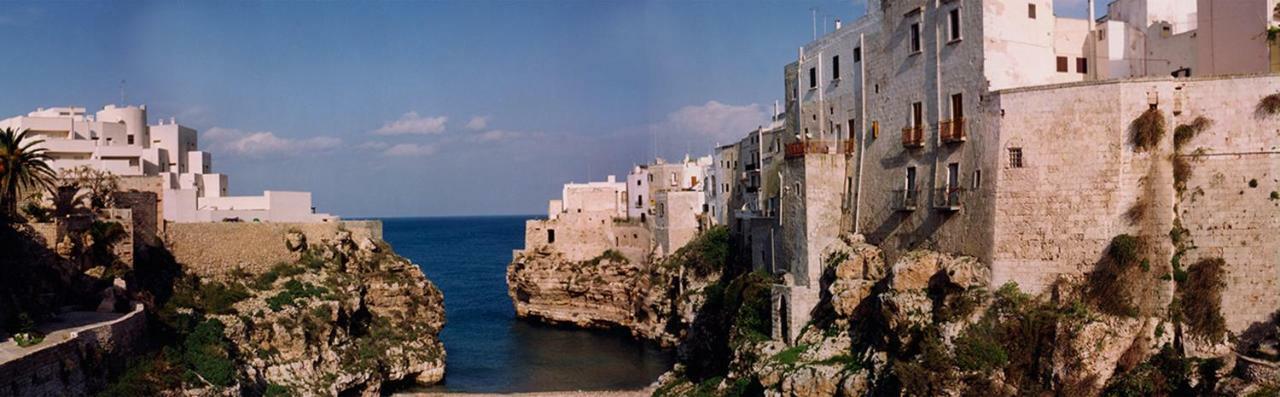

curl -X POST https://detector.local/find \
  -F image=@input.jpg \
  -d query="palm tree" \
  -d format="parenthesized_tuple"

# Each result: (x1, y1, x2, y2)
(0, 128, 56, 222)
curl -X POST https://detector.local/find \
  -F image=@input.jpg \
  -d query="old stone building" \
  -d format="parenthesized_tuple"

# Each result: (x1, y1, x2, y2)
(757, 0, 1280, 343)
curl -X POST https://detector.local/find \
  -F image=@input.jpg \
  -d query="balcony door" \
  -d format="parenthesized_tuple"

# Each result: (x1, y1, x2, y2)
(947, 163, 959, 191)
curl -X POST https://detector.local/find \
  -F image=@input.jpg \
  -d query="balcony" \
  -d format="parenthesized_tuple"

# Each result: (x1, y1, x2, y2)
(940, 118, 967, 144)
(934, 187, 962, 211)
(901, 126, 924, 148)
(784, 140, 857, 159)
(892, 189, 919, 211)
(842, 140, 857, 155)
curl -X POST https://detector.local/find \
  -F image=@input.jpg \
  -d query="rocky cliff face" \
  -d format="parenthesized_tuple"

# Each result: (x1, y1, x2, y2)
(98, 228, 446, 397)
(507, 227, 731, 347)
(211, 230, 446, 395)
(654, 234, 1279, 397)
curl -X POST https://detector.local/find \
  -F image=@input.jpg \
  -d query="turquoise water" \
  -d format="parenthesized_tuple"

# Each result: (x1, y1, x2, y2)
(380, 216, 674, 392)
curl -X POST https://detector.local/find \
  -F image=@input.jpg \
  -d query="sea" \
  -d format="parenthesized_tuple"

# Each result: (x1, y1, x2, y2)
(379, 216, 675, 393)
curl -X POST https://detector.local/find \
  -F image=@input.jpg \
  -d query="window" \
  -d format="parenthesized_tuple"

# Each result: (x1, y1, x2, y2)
(912, 102, 924, 127)
(1009, 148, 1024, 168)
(853, 47, 862, 62)
(1028, 3, 1036, 19)
(951, 93, 964, 119)
(848, 119, 856, 140)
(809, 67, 817, 88)
(1076, 57, 1088, 74)
(636, 179, 641, 186)
(948, 8, 961, 41)
(547, 229, 556, 244)
(127, 135, 134, 145)
(1056, 56, 1069, 72)
(910, 23, 922, 53)
(670, 173, 677, 186)
(905, 166, 917, 192)
(832, 55, 840, 79)
(946, 163, 960, 190)
(972, 170, 982, 189)
(1098, 29, 1106, 41)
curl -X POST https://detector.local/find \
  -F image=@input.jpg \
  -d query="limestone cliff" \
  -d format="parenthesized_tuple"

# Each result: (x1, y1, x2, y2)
(214, 230, 446, 395)
(507, 226, 731, 347)
(654, 234, 1280, 397)
(102, 228, 446, 396)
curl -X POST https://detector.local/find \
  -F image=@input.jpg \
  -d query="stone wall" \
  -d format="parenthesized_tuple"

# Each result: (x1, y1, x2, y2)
(521, 213, 651, 264)
(163, 220, 382, 277)
(1171, 74, 1280, 332)
(991, 74, 1280, 332)
(0, 304, 146, 397)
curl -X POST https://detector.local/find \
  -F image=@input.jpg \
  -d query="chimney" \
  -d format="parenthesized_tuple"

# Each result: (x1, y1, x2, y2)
(834, 19, 842, 30)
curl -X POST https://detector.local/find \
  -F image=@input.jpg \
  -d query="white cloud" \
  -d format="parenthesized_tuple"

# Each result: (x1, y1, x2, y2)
(666, 101, 768, 142)
(372, 112, 447, 135)
(472, 129, 526, 142)
(464, 116, 489, 131)
(383, 143, 437, 157)
(357, 141, 391, 150)
(204, 127, 341, 157)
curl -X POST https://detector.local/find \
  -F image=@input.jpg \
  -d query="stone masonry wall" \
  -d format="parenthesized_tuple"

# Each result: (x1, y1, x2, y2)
(1173, 74, 1280, 332)
(521, 213, 651, 264)
(992, 74, 1280, 333)
(164, 220, 382, 277)
(0, 304, 146, 397)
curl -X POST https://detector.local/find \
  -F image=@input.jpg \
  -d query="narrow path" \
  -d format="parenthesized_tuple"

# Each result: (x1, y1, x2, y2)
(0, 311, 126, 365)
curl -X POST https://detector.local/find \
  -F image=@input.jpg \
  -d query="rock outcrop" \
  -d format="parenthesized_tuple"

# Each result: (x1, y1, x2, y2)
(653, 233, 1274, 397)
(208, 230, 446, 396)
(507, 227, 729, 346)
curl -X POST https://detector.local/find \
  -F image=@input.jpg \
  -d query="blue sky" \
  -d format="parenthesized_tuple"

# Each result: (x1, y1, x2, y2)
(0, 1, 1100, 217)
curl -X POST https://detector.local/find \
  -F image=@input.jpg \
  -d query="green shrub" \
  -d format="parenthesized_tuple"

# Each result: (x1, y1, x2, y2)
(183, 319, 236, 387)
(1088, 235, 1147, 316)
(99, 351, 185, 397)
(21, 201, 51, 223)
(198, 281, 251, 314)
(266, 280, 328, 311)
(1130, 108, 1166, 152)
(771, 344, 808, 366)
(583, 249, 628, 267)
(954, 324, 1009, 372)
(253, 262, 306, 290)
(661, 226, 733, 278)
(1251, 179, 1260, 188)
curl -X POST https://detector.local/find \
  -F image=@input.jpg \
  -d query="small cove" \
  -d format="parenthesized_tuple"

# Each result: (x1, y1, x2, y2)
(380, 216, 674, 393)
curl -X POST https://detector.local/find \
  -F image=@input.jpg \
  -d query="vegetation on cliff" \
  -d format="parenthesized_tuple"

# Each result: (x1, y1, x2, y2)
(101, 230, 446, 396)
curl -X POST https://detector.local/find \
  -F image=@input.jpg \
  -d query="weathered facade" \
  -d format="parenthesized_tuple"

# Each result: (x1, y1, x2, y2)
(752, 0, 1280, 344)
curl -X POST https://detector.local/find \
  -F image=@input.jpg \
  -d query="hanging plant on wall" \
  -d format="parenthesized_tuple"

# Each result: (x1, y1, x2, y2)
(1129, 108, 1166, 152)
(1259, 92, 1280, 117)
(1268, 26, 1280, 44)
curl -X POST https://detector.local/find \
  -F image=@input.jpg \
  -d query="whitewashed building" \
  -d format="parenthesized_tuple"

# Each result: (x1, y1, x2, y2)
(0, 104, 334, 223)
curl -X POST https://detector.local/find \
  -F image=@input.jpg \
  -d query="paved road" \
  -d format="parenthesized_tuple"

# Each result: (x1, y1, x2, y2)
(0, 311, 126, 365)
